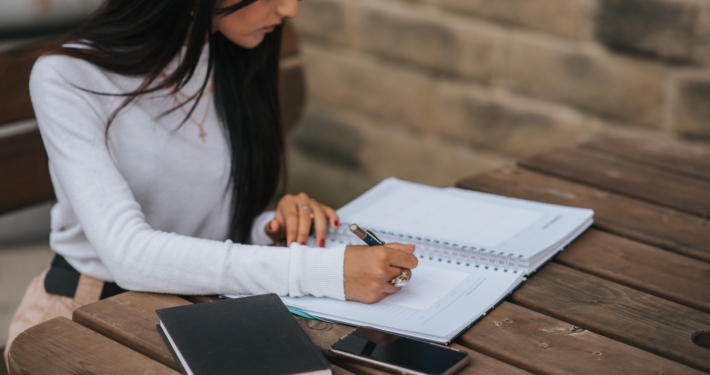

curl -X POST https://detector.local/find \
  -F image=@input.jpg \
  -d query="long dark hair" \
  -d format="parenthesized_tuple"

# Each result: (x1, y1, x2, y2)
(50, 0, 286, 243)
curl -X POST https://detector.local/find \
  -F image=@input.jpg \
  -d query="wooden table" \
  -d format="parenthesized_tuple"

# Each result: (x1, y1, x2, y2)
(7, 135, 710, 374)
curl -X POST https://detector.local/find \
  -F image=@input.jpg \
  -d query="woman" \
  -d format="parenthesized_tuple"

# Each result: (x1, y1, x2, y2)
(4, 0, 417, 361)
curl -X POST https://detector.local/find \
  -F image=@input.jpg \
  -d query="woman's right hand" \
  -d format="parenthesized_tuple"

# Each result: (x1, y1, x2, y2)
(343, 243, 418, 304)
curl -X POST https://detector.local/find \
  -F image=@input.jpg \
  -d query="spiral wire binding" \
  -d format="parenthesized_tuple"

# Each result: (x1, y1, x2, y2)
(328, 224, 524, 274)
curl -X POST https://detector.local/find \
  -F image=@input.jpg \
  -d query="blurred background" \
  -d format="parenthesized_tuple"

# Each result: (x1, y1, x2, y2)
(1, 0, 710, 346)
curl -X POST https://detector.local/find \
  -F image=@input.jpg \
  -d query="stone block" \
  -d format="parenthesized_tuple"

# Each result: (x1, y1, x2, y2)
(300, 42, 434, 129)
(674, 75, 710, 138)
(506, 34, 667, 127)
(293, 0, 351, 45)
(594, 0, 704, 63)
(361, 2, 457, 74)
(359, 1, 499, 83)
(438, 0, 593, 40)
(691, 5, 710, 65)
(290, 107, 364, 169)
(432, 81, 603, 157)
(292, 105, 514, 190)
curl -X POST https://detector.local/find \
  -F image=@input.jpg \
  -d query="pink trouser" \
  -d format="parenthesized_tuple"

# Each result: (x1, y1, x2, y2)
(3, 268, 105, 370)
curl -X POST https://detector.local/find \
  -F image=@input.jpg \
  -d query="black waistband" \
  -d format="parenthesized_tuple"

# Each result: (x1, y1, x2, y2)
(44, 254, 126, 300)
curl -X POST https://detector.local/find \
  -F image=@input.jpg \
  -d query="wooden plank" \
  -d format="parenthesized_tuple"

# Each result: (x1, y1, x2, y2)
(74, 292, 356, 374)
(0, 346, 7, 375)
(7, 316, 176, 375)
(182, 296, 528, 374)
(294, 317, 529, 375)
(0, 41, 50, 125)
(556, 229, 710, 314)
(509, 263, 710, 371)
(0, 24, 300, 128)
(0, 131, 54, 215)
(0, 31, 305, 214)
(582, 135, 710, 182)
(458, 302, 705, 375)
(73, 292, 190, 371)
(519, 147, 710, 217)
(457, 166, 710, 263)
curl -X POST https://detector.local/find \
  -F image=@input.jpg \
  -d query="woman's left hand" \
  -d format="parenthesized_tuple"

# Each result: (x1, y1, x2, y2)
(265, 193, 339, 247)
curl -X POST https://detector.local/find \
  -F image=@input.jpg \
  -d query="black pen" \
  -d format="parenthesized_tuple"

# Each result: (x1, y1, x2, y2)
(349, 223, 385, 246)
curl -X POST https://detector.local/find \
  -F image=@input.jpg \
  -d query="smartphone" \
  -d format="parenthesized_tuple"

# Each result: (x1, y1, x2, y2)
(329, 327, 469, 375)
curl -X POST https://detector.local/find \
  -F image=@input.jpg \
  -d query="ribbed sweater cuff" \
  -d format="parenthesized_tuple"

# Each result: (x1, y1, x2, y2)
(288, 243, 346, 300)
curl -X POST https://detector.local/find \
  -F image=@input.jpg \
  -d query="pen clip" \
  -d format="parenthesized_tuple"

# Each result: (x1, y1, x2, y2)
(366, 230, 384, 245)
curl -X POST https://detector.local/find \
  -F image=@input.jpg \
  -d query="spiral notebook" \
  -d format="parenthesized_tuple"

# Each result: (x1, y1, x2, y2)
(271, 178, 593, 344)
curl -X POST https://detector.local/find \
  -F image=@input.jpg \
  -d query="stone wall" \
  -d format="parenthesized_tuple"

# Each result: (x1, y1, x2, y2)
(286, 0, 710, 207)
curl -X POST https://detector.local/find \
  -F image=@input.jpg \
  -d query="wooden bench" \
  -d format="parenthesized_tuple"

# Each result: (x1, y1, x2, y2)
(0, 21, 306, 374)
(6, 134, 710, 375)
(0, 21, 306, 216)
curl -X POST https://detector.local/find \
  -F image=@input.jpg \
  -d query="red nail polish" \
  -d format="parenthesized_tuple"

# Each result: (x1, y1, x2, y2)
(318, 239, 325, 247)
(334, 220, 339, 227)
(300, 241, 306, 245)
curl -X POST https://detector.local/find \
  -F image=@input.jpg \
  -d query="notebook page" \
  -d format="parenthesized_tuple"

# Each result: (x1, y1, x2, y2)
(281, 259, 524, 342)
(343, 182, 543, 248)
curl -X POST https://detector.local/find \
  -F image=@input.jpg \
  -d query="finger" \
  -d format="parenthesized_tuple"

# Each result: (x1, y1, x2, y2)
(283, 200, 299, 245)
(274, 209, 285, 230)
(322, 206, 339, 229)
(295, 194, 313, 245)
(383, 281, 401, 293)
(386, 247, 419, 269)
(310, 200, 328, 247)
(387, 266, 404, 280)
(264, 219, 280, 236)
(385, 242, 416, 254)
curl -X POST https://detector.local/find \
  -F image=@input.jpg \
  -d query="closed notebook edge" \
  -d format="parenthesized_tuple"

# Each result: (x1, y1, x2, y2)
(267, 294, 333, 375)
(156, 294, 333, 375)
(157, 323, 189, 375)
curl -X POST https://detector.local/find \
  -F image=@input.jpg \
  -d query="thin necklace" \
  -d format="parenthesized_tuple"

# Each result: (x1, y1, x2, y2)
(162, 72, 214, 143)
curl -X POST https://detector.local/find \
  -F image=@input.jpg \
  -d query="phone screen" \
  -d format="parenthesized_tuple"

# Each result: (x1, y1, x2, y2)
(331, 328, 468, 375)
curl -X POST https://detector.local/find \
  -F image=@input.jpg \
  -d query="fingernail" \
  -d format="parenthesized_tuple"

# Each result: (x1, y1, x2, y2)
(300, 241, 306, 245)
(269, 221, 276, 230)
(318, 239, 325, 247)
(334, 220, 339, 228)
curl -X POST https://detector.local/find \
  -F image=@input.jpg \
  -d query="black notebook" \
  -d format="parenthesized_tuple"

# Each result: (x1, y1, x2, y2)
(156, 294, 332, 375)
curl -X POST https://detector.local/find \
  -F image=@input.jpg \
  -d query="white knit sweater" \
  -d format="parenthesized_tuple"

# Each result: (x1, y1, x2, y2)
(29, 46, 346, 299)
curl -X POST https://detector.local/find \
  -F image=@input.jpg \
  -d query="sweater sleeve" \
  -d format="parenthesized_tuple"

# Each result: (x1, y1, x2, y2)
(30, 56, 346, 299)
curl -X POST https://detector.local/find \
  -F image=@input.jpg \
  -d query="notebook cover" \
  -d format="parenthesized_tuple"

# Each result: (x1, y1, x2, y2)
(156, 294, 331, 375)
(157, 324, 188, 375)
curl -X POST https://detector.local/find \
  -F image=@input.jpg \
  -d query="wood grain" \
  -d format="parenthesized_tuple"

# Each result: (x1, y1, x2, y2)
(582, 135, 710, 182)
(181, 295, 529, 374)
(72, 292, 190, 371)
(0, 40, 50, 125)
(519, 147, 710, 217)
(0, 346, 7, 375)
(294, 316, 530, 375)
(0, 22, 301, 128)
(74, 292, 356, 374)
(457, 166, 710, 262)
(7, 316, 176, 375)
(0, 131, 54, 215)
(458, 302, 705, 375)
(0, 26, 305, 215)
(556, 229, 710, 314)
(510, 263, 710, 371)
